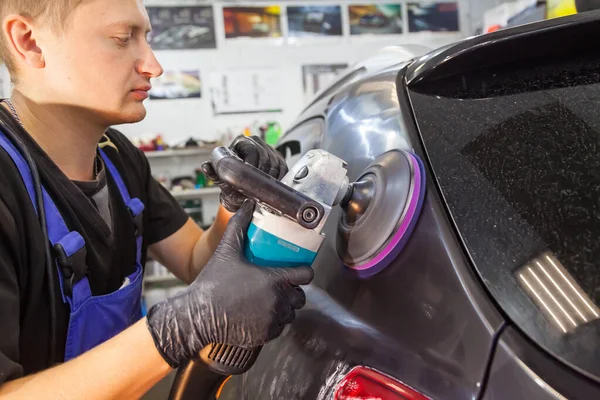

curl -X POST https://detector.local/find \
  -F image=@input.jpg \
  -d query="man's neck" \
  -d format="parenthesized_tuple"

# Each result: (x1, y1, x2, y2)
(8, 90, 108, 181)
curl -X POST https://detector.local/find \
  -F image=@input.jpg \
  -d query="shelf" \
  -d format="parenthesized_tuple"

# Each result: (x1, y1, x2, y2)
(170, 187, 221, 200)
(144, 274, 182, 284)
(183, 207, 203, 213)
(143, 147, 215, 159)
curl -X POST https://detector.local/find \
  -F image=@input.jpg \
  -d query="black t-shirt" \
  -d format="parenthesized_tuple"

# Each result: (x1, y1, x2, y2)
(72, 158, 113, 229)
(0, 107, 189, 382)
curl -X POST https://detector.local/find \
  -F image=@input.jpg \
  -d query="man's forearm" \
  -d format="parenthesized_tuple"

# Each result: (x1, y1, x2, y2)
(0, 319, 171, 400)
(189, 205, 233, 279)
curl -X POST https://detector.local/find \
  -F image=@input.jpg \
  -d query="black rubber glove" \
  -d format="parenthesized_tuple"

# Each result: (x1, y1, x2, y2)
(146, 201, 313, 368)
(202, 135, 288, 212)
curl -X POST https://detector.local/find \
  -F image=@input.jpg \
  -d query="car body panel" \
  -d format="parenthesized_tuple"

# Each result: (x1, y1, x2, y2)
(290, 45, 431, 128)
(217, 65, 505, 400)
(483, 327, 600, 400)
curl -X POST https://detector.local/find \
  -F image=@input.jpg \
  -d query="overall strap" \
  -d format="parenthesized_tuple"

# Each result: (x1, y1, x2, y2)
(98, 149, 144, 263)
(0, 129, 38, 210)
(0, 128, 89, 304)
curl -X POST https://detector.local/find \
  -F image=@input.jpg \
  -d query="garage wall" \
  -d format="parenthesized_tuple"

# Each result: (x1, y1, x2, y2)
(116, 0, 472, 145)
(467, 0, 508, 32)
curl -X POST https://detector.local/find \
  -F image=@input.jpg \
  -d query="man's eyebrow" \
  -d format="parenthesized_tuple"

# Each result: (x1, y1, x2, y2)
(106, 21, 152, 33)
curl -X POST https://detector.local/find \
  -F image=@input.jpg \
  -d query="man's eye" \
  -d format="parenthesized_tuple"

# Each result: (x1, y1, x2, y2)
(115, 36, 131, 44)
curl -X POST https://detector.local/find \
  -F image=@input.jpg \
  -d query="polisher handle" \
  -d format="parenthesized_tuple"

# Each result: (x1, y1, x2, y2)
(209, 146, 325, 230)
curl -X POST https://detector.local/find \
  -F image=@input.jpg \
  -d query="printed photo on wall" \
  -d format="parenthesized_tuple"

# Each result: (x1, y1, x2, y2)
(223, 6, 282, 39)
(146, 6, 216, 50)
(408, 2, 460, 32)
(149, 70, 202, 100)
(209, 69, 283, 114)
(302, 64, 348, 103)
(348, 4, 403, 35)
(287, 6, 343, 37)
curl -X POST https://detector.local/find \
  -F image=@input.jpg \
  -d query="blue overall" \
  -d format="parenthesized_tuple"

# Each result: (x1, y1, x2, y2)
(0, 129, 145, 361)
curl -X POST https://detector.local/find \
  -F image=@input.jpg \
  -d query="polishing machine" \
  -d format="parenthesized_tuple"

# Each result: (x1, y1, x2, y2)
(199, 145, 426, 375)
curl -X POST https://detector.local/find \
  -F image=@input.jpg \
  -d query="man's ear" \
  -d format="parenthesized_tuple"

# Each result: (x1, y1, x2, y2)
(2, 14, 45, 70)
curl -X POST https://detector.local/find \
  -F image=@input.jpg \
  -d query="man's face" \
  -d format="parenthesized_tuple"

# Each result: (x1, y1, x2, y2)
(37, 0, 163, 125)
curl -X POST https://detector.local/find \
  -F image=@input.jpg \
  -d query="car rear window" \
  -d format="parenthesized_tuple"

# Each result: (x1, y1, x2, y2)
(407, 53, 600, 381)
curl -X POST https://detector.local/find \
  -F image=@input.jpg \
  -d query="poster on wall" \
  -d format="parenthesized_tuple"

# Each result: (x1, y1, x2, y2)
(348, 4, 403, 35)
(149, 70, 202, 100)
(407, 2, 460, 32)
(209, 69, 283, 114)
(223, 6, 282, 39)
(287, 6, 343, 37)
(146, 6, 216, 50)
(302, 64, 348, 103)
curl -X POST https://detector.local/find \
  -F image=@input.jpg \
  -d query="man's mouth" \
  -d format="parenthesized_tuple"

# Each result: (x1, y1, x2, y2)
(131, 86, 151, 99)
(133, 85, 152, 92)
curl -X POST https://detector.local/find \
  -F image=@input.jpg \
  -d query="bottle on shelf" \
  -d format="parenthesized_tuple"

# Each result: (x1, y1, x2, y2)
(195, 168, 206, 188)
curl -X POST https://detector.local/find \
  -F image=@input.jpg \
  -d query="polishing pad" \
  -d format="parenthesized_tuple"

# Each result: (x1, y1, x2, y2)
(337, 150, 426, 278)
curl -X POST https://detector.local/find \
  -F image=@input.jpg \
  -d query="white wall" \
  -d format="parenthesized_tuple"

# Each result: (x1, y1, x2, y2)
(467, 0, 508, 32)
(116, 0, 472, 145)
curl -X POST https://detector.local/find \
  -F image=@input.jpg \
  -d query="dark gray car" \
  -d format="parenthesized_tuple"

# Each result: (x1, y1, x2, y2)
(169, 10, 600, 400)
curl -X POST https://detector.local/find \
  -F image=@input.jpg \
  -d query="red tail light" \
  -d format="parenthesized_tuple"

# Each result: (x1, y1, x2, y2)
(334, 366, 430, 400)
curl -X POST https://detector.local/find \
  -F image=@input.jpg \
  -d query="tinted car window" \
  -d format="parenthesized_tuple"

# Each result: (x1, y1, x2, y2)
(407, 54, 600, 381)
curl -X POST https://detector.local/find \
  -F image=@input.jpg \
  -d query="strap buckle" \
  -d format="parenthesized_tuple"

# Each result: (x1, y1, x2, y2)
(127, 198, 145, 237)
(54, 241, 87, 297)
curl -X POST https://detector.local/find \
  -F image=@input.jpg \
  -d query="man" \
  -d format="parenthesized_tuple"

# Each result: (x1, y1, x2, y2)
(0, 0, 313, 398)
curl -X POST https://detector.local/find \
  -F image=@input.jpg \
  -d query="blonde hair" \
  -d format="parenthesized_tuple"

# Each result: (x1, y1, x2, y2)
(0, 0, 84, 81)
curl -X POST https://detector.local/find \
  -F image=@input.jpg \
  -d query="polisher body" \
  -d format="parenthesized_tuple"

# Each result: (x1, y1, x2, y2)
(245, 149, 350, 268)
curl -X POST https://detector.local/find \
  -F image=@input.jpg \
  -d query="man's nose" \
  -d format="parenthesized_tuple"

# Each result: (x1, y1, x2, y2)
(136, 42, 163, 78)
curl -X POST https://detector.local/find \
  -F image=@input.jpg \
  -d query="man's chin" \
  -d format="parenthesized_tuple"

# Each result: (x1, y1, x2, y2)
(112, 105, 147, 125)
